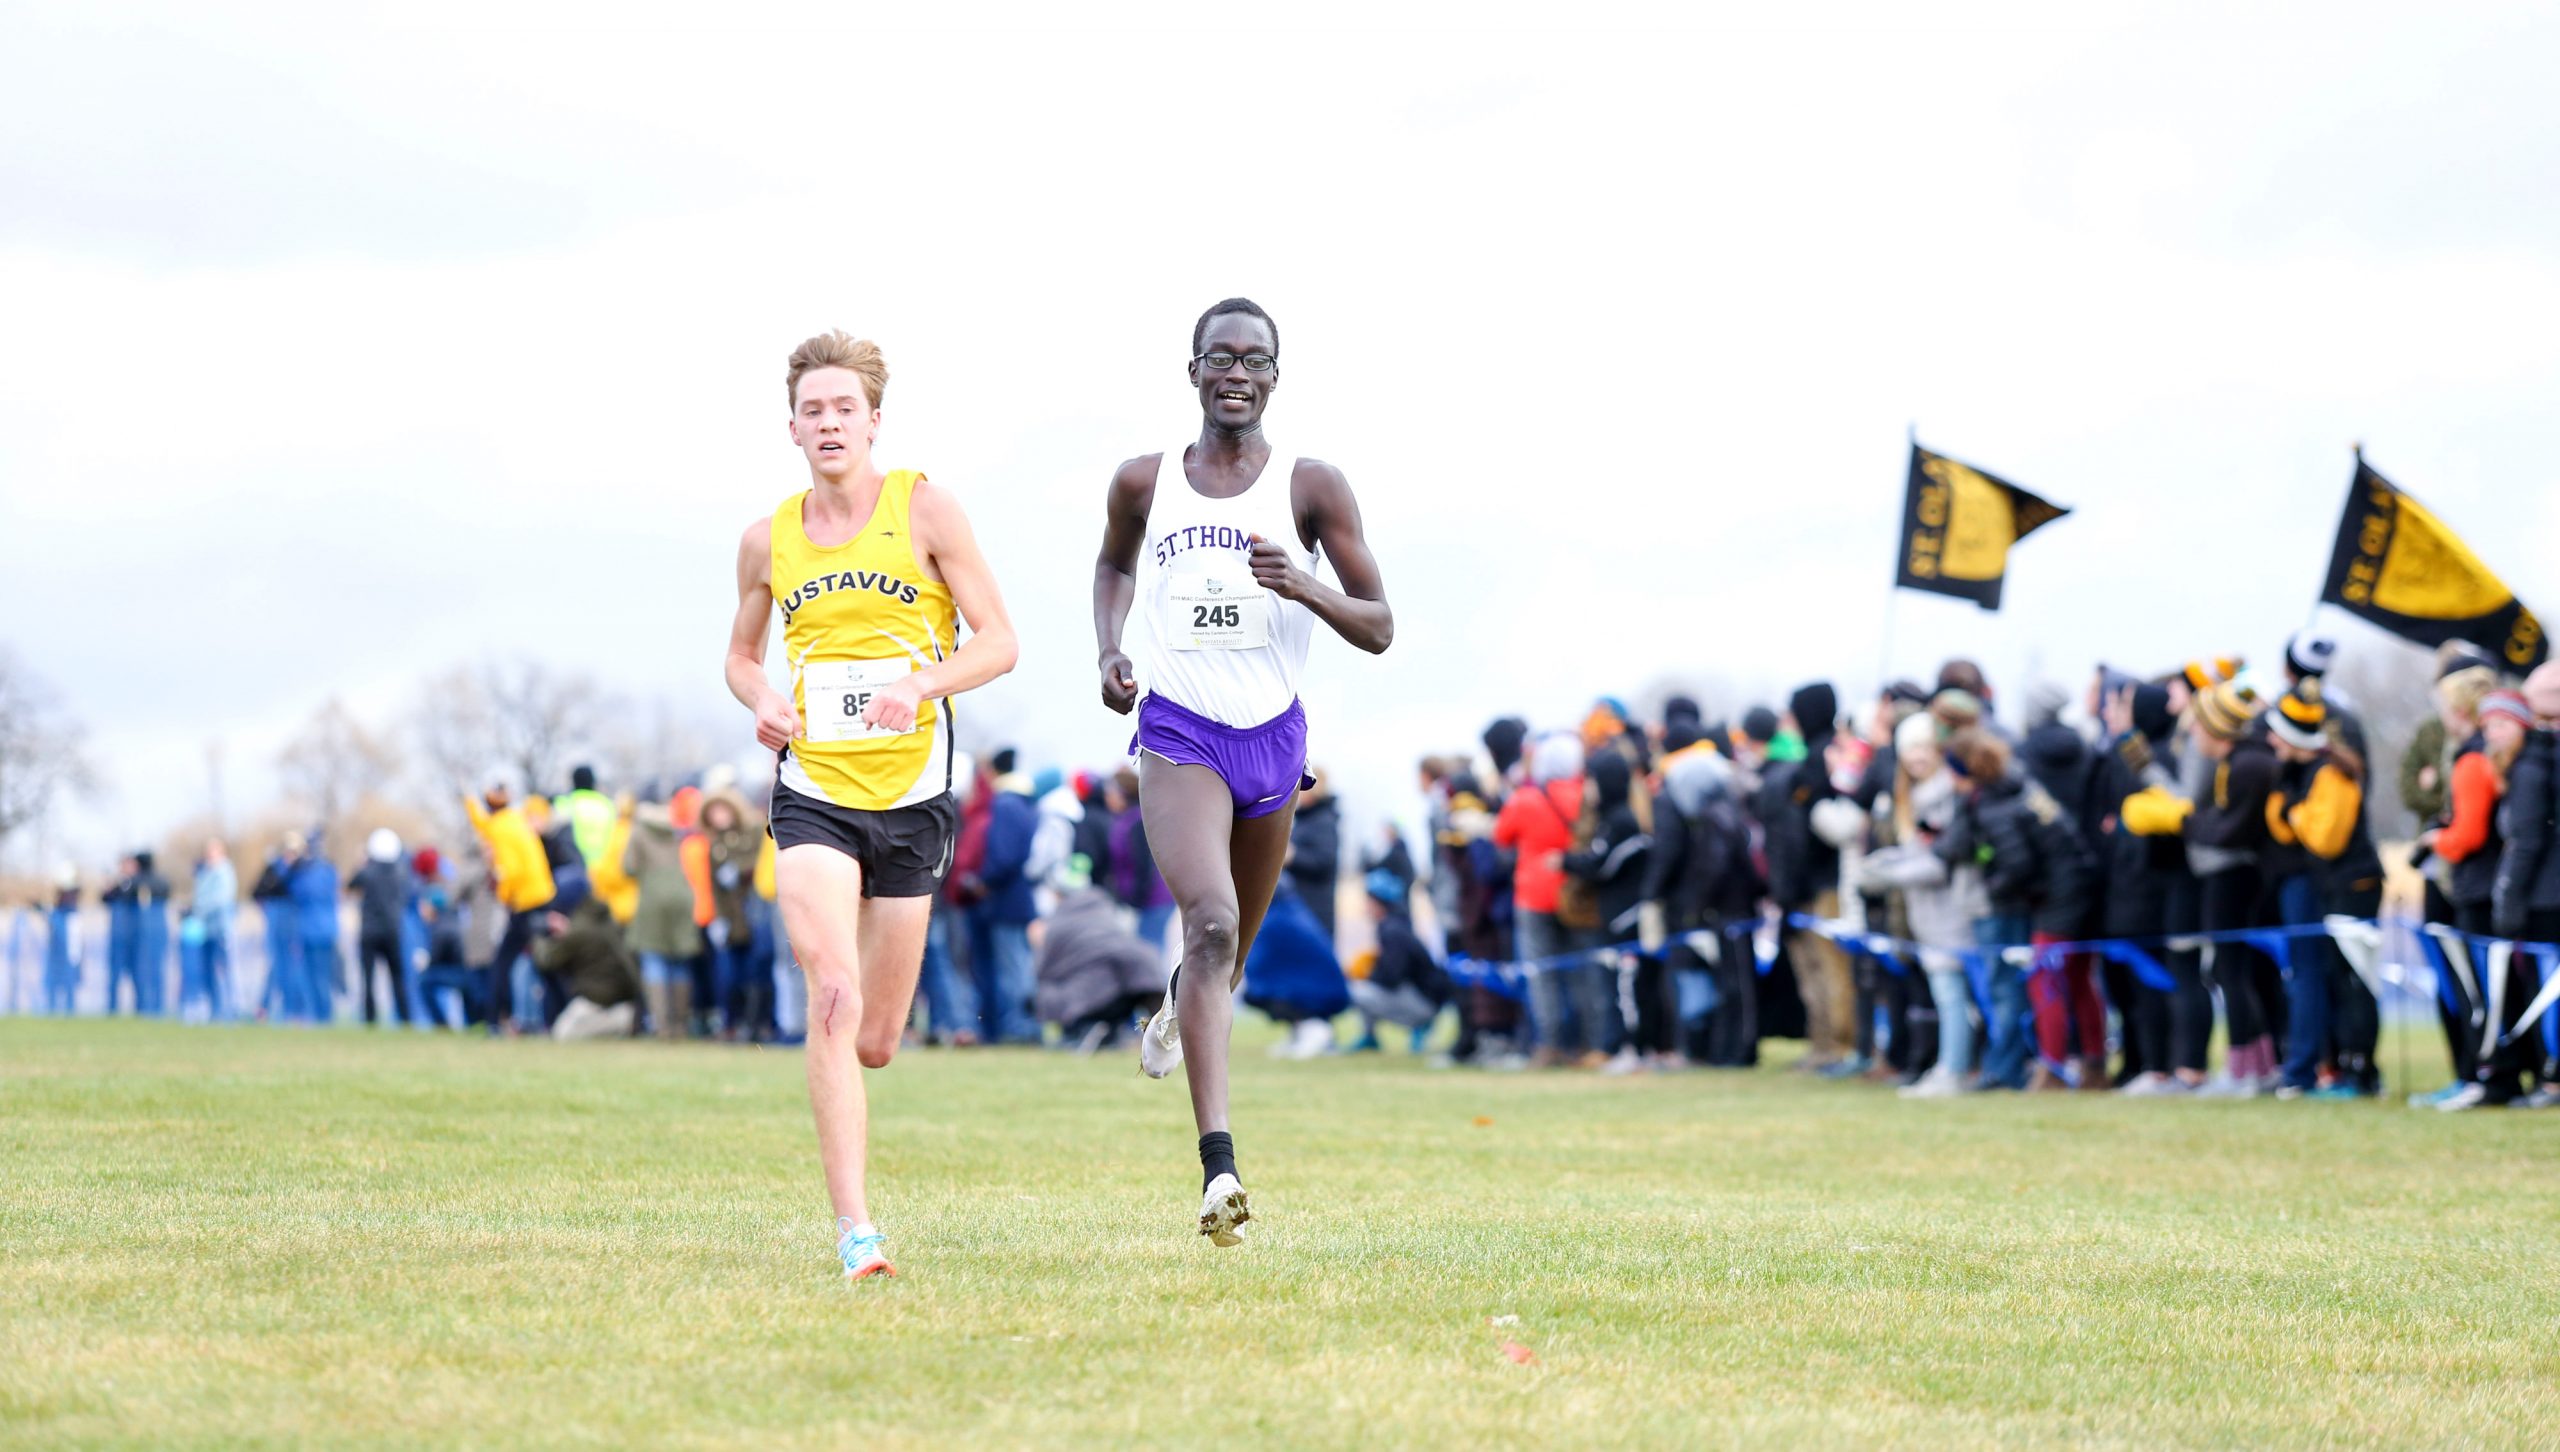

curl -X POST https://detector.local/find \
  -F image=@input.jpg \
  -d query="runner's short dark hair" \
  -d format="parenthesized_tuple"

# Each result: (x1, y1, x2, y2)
(1193, 298, 1278, 358)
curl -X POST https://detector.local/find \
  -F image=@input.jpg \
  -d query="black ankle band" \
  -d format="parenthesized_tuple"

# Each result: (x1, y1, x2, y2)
(1198, 1131, 1236, 1189)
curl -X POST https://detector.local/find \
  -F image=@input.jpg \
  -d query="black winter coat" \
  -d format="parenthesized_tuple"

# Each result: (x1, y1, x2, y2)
(1757, 740, 1841, 909)
(347, 861, 409, 940)
(1948, 772, 2095, 935)
(1644, 792, 1760, 934)
(2493, 729, 2560, 934)
(2099, 733, 2187, 937)
(1564, 798, 1651, 938)
(1369, 912, 1450, 1003)
(2186, 737, 2279, 866)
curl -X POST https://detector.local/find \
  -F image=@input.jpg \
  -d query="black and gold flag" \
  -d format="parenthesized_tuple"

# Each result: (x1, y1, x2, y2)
(2319, 455, 2546, 671)
(1893, 444, 2070, 611)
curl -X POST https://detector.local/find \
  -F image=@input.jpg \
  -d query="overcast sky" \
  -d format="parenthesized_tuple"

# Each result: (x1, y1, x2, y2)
(4, 1, 2557, 865)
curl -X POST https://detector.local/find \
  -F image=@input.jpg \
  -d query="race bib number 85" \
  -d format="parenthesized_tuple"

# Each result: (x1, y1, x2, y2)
(1164, 567, 1270, 651)
(802, 658, 923, 742)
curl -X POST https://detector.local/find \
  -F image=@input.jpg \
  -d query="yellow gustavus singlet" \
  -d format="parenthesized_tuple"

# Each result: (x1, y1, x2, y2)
(772, 471, 958, 811)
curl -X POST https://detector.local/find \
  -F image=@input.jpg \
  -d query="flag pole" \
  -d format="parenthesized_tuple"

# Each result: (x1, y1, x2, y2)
(1880, 424, 1913, 687)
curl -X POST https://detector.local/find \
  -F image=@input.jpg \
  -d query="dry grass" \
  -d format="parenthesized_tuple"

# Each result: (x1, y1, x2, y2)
(3, 1019, 2554, 1449)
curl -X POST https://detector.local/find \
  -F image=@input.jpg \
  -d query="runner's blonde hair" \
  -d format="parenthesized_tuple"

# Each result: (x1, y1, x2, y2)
(786, 331, 889, 411)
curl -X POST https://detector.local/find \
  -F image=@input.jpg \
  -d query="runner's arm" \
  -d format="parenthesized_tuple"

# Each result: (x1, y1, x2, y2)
(1092, 457, 1157, 714)
(725, 517, 801, 752)
(1250, 460, 1392, 654)
(869, 480, 1017, 730)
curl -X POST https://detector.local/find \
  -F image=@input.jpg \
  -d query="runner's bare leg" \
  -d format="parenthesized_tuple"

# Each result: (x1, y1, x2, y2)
(778, 845, 931, 1226)
(1140, 756, 1300, 1135)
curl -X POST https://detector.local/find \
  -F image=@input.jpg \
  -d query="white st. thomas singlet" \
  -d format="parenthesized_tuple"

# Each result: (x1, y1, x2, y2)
(1128, 443, 1321, 728)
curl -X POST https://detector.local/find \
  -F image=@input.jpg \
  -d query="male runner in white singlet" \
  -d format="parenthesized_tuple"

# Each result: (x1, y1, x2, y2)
(1092, 298, 1394, 1245)
(727, 331, 1017, 1280)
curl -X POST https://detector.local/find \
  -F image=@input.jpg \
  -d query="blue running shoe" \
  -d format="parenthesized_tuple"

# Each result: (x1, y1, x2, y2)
(838, 1218, 895, 1281)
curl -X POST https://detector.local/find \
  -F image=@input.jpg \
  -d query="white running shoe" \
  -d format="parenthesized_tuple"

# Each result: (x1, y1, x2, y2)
(1199, 1172, 1252, 1247)
(2434, 1083, 2489, 1113)
(1284, 1019, 1335, 1059)
(1898, 1068, 1963, 1099)
(1139, 968, 1183, 1080)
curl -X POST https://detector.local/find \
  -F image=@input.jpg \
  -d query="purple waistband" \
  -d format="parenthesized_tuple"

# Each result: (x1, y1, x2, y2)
(1137, 692, 1305, 737)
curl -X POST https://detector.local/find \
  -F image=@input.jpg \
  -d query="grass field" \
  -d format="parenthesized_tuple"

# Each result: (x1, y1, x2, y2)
(5, 1020, 2556, 1450)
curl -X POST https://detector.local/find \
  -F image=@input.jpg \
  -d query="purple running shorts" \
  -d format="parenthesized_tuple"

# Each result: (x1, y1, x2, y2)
(1131, 694, 1315, 819)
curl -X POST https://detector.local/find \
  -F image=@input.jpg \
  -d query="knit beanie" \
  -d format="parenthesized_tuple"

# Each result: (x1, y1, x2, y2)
(2130, 683, 2175, 742)
(2436, 640, 2497, 680)
(2479, 690, 2534, 730)
(2283, 632, 2336, 680)
(2183, 656, 2243, 692)
(1788, 682, 1840, 739)
(1894, 709, 1940, 760)
(2266, 680, 2329, 751)
(1739, 706, 1781, 745)
(1481, 717, 1529, 777)
(2191, 680, 2264, 742)
(2524, 662, 2560, 722)
(1929, 689, 1985, 733)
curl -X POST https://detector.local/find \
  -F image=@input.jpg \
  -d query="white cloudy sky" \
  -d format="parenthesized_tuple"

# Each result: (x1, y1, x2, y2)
(4, 1, 2557, 863)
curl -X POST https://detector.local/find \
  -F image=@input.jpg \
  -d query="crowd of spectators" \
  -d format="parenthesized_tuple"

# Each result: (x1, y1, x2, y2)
(1416, 636, 2560, 1109)
(15, 633, 2560, 1113)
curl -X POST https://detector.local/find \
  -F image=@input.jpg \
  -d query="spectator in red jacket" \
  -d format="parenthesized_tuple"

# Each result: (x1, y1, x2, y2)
(1494, 731, 1605, 1067)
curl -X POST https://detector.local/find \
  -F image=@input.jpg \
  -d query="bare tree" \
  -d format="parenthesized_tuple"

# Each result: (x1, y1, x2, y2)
(410, 664, 499, 802)
(478, 659, 614, 797)
(276, 697, 400, 835)
(594, 696, 731, 797)
(407, 658, 616, 802)
(0, 648, 95, 866)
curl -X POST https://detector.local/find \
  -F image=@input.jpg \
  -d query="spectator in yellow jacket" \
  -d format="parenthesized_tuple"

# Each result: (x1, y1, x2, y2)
(587, 795, 641, 926)
(460, 777, 556, 1033)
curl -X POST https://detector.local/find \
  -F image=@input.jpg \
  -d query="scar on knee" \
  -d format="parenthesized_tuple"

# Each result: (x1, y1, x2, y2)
(822, 987, 843, 1036)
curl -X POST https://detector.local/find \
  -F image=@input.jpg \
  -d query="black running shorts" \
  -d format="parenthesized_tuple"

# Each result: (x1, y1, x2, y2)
(767, 783, 957, 899)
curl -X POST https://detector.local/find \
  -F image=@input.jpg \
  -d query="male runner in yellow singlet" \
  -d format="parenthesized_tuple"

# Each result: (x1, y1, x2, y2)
(726, 330, 1017, 1280)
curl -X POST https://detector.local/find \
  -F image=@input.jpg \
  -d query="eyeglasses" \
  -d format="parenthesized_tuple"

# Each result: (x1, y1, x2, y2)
(1192, 351, 1276, 373)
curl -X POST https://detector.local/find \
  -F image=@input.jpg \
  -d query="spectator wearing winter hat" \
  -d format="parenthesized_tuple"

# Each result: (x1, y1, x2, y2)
(1347, 870, 1451, 1053)
(346, 828, 413, 1026)
(2184, 679, 2282, 1095)
(1481, 716, 1530, 785)
(2492, 668, 2560, 1105)
(270, 836, 334, 1023)
(1493, 731, 1603, 1066)
(1033, 867, 1165, 1052)
(43, 868, 85, 1016)
(2428, 689, 2538, 1109)
(186, 840, 238, 1023)
(2396, 665, 2498, 1096)
(1644, 741, 1763, 1067)
(1287, 770, 1345, 951)
(2174, 656, 2243, 719)
(1732, 706, 1781, 777)
(2403, 643, 2498, 833)
(2264, 680, 2386, 1097)
(1565, 749, 1657, 1073)
(251, 840, 301, 1021)
(2100, 681, 2211, 1094)
(1851, 713, 1985, 1098)
(1763, 681, 1857, 1072)
(533, 898, 643, 1041)
(461, 775, 557, 1034)
(1939, 732, 2073, 1091)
